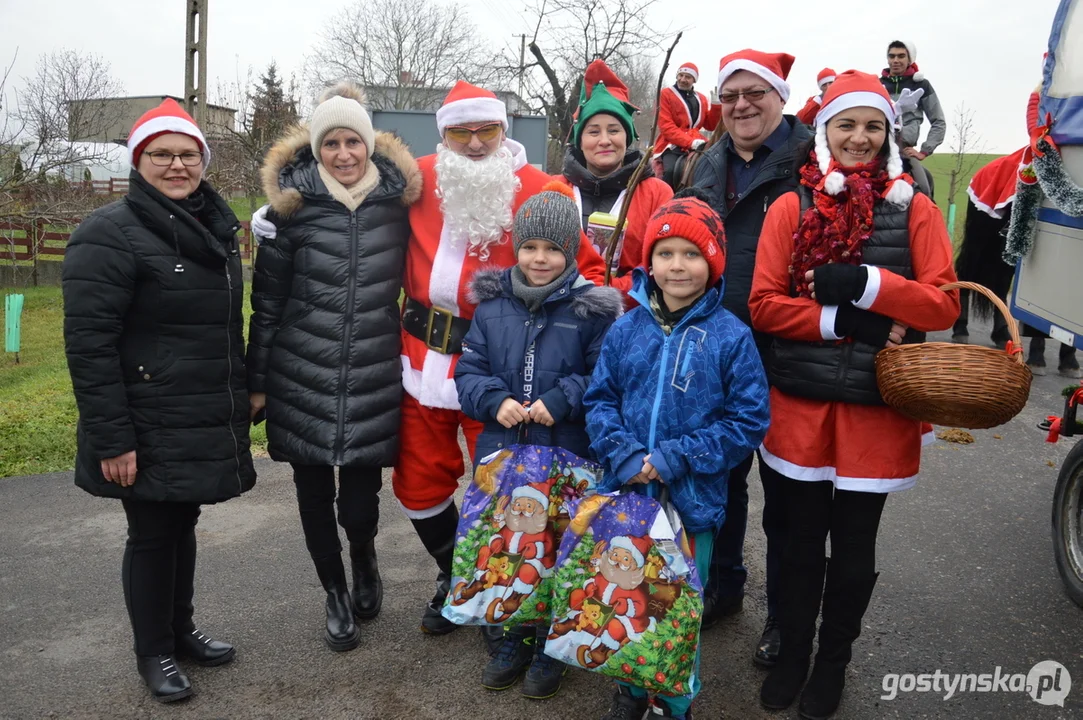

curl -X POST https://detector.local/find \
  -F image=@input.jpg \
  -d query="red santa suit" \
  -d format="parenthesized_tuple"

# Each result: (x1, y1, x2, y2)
(571, 572, 653, 650)
(393, 134, 607, 515)
(652, 85, 721, 157)
(476, 523, 555, 594)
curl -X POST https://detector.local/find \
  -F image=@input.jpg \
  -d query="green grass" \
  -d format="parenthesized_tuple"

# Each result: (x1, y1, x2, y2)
(923, 153, 1004, 248)
(0, 285, 267, 478)
(228, 196, 266, 222)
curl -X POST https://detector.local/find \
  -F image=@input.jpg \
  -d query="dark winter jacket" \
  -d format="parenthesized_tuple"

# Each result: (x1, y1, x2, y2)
(62, 172, 255, 503)
(584, 269, 771, 533)
(691, 116, 813, 354)
(247, 127, 421, 467)
(455, 268, 624, 463)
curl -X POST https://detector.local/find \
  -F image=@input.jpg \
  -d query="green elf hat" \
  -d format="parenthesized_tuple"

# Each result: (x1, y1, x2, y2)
(572, 59, 639, 147)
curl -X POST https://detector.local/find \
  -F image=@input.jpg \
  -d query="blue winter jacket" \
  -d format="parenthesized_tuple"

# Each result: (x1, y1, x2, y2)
(455, 268, 624, 463)
(583, 269, 771, 533)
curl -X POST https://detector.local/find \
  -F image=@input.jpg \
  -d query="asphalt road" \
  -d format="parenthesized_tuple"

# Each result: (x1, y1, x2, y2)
(1, 318, 1081, 719)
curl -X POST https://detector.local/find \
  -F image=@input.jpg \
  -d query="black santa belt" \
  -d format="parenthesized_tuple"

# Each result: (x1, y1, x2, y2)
(402, 297, 471, 355)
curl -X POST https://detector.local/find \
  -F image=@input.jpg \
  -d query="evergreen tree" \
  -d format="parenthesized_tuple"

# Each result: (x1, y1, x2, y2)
(248, 62, 299, 157)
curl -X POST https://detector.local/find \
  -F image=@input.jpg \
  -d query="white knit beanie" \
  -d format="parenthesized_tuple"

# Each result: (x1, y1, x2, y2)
(309, 95, 376, 161)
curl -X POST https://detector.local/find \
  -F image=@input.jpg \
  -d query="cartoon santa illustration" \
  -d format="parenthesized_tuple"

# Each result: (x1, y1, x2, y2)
(550, 533, 656, 668)
(452, 480, 556, 615)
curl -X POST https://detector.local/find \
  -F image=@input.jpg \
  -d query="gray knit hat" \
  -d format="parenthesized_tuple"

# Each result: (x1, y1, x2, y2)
(513, 181, 582, 267)
(309, 83, 376, 161)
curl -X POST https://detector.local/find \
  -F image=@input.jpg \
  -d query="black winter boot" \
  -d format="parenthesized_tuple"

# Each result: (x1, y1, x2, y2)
(411, 503, 461, 635)
(350, 539, 383, 620)
(760, 554, 826, 710)
(600, 684, 650, 719)
(798, 566, 880, 720)
(314, 555, 360, 652)
(136, 654, 193, 703)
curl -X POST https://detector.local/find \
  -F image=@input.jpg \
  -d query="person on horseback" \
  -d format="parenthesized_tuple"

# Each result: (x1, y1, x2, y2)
(653, 62, 724, 189)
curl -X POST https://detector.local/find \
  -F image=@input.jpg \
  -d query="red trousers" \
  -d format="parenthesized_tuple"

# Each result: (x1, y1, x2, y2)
(392, 393, 483, 514)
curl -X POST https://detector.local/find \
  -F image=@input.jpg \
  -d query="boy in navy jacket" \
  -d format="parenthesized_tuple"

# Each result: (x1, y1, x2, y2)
(455, 181, 623, 699)
(584, 189, 771, 720)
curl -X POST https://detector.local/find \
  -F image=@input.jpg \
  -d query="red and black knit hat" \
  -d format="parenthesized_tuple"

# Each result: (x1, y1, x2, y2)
(642, 189, 726, 286)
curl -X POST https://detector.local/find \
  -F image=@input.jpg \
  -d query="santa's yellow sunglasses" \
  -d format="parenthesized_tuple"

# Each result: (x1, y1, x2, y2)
(444, 123, 503, 144)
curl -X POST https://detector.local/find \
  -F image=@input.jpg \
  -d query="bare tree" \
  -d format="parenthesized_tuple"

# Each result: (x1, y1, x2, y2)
(514, 0, 666, 151)
(302, 0, 508, 110)
(945, 103, 988, 237)
(1, 49, 126, 213)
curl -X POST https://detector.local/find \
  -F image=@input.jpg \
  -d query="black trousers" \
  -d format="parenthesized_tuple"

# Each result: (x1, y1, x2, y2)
(780, 477, 887, 605)
(121, 499, 202, 656)
(291, 464, 382, 561)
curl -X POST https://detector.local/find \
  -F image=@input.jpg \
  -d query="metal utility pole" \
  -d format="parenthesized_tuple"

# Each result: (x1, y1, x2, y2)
(517, 34, 527, 102)
(184, 0, 208, 126)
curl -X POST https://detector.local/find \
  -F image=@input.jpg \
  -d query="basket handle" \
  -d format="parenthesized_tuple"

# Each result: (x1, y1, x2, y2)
(939, 281, 1024, 365)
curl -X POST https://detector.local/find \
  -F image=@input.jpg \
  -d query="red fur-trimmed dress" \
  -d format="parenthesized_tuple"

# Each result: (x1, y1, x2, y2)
(749, 191, 959, 491)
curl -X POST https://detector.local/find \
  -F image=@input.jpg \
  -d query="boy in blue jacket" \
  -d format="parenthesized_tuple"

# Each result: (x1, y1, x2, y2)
(584, 189, 771, 720)
(455, 181, 623, 700)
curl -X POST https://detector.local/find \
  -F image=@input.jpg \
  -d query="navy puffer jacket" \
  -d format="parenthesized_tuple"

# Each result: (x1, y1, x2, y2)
(455, 268, 623, 463)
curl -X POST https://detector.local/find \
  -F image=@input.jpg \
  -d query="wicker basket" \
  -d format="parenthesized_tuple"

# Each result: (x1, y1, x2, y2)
(874, 281, 1032, 429)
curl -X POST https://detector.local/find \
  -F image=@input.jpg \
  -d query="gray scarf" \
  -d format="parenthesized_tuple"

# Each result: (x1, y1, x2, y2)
(510, 264, 578, 313)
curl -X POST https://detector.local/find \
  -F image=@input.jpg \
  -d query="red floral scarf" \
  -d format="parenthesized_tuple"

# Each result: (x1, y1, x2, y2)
(790, 152, 891, 298)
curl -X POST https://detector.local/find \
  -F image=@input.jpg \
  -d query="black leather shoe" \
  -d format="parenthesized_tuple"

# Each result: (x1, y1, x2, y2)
(754, 616, 780, 668)
(325, 585, 361, 651)
(176, 628, 235, 667)
(701, 593, 743, 630)
(136, 654, 193, 703)
(350, 540, 383, 621)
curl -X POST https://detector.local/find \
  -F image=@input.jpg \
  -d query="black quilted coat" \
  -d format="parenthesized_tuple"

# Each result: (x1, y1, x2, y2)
(62, 172, 256, 503)
(246, 128, 421, 467)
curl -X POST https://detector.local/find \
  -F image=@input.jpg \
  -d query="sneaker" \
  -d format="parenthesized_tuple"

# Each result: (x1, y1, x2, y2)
(648, 698, 690, 719)
(601, 685, 650, 720)
(481, 632, 534, 691)
(520, 649, 567, 699)
(480, 625, 504, 654)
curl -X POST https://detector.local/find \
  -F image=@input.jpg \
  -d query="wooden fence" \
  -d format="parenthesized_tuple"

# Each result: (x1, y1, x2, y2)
(0, 218, 255, 265)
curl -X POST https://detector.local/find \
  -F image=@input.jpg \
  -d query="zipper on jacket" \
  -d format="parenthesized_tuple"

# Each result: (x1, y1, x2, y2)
(647, 332, 673, 451)
(225, 263, 242, 492)
(334, 212, 360, 465)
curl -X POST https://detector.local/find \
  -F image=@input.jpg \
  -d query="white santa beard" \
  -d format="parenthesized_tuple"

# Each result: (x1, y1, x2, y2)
(434, 144, 520, 262)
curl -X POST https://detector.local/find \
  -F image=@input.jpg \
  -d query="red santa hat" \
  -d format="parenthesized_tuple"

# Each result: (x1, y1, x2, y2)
(582, 59, 635, 105)
(511, 481, 551, 511)
(814, 70, 913, 207)
(608, 535, 653, 568)
(127, 98, 210, 169)
(817, 67, 837, 90)
(677, 62, 699, 81)
(436, 80, 508, 135)
(716, 49, 795, 101)
(967, 147, 1028, 219)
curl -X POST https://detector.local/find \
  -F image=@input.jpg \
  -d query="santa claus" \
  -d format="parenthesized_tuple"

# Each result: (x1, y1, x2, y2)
(251, 81, 606, 635)
(551, 533, 656, 667)
(452, 480, 555, 611)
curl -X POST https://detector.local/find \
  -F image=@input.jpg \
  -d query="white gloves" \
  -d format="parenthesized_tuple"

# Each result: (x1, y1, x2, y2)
(250, 204, 278, 241)
(691, 138, 707, 151)
(893, 87, 925, 122)
(709, 89, 719, 104)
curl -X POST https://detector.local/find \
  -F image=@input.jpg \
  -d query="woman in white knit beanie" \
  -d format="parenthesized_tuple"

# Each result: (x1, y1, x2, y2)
(248, 82, 421, 652)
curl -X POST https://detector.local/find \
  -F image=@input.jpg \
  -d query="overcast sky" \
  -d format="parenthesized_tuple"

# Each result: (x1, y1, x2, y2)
(0, 0, 1060, 153)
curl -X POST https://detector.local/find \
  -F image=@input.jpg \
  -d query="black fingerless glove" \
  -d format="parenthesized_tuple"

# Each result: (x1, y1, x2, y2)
(813, 264, 869, 306)
(834, 302, 892, 348)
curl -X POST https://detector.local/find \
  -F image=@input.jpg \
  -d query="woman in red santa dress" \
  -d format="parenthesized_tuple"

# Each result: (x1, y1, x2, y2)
(748, 70, 959, 719)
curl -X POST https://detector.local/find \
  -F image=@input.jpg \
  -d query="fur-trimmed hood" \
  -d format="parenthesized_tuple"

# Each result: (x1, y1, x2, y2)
(468, 267, 624, 321)
(260, 126, 421, 217)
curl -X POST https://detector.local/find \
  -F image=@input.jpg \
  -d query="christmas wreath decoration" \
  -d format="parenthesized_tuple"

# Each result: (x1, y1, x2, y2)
(1004, 134, 1083, 264)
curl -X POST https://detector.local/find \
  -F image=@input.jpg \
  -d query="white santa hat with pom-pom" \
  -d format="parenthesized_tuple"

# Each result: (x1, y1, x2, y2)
(814, 70, 914, 207)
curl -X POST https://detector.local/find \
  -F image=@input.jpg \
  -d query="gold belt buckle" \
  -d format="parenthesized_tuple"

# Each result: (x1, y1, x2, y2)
(426, 305, 454, 353)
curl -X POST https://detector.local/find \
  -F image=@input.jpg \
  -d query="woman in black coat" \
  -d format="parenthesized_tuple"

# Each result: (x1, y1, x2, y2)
(246, 83, 421, 652)
(62, 99, 256, 703)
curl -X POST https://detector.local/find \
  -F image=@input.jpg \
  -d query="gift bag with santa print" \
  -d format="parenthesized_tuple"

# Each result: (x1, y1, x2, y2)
(543, 491, 704, 697)
(441, 444, 601, 628)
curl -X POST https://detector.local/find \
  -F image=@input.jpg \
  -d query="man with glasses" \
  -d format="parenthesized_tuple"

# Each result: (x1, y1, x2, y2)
(250, 81, 605, 639)
(692, 48, 813, 670)
(881, 41, 945, 162)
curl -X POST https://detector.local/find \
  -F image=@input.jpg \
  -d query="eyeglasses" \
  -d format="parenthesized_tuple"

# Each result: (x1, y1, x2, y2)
(719, 87, 776, 104)
(444, 124, 503, 145)
(145, 150, 204, 167)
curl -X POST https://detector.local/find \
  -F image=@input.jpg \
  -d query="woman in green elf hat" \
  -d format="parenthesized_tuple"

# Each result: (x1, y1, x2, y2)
(562, 59, 673, 297)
